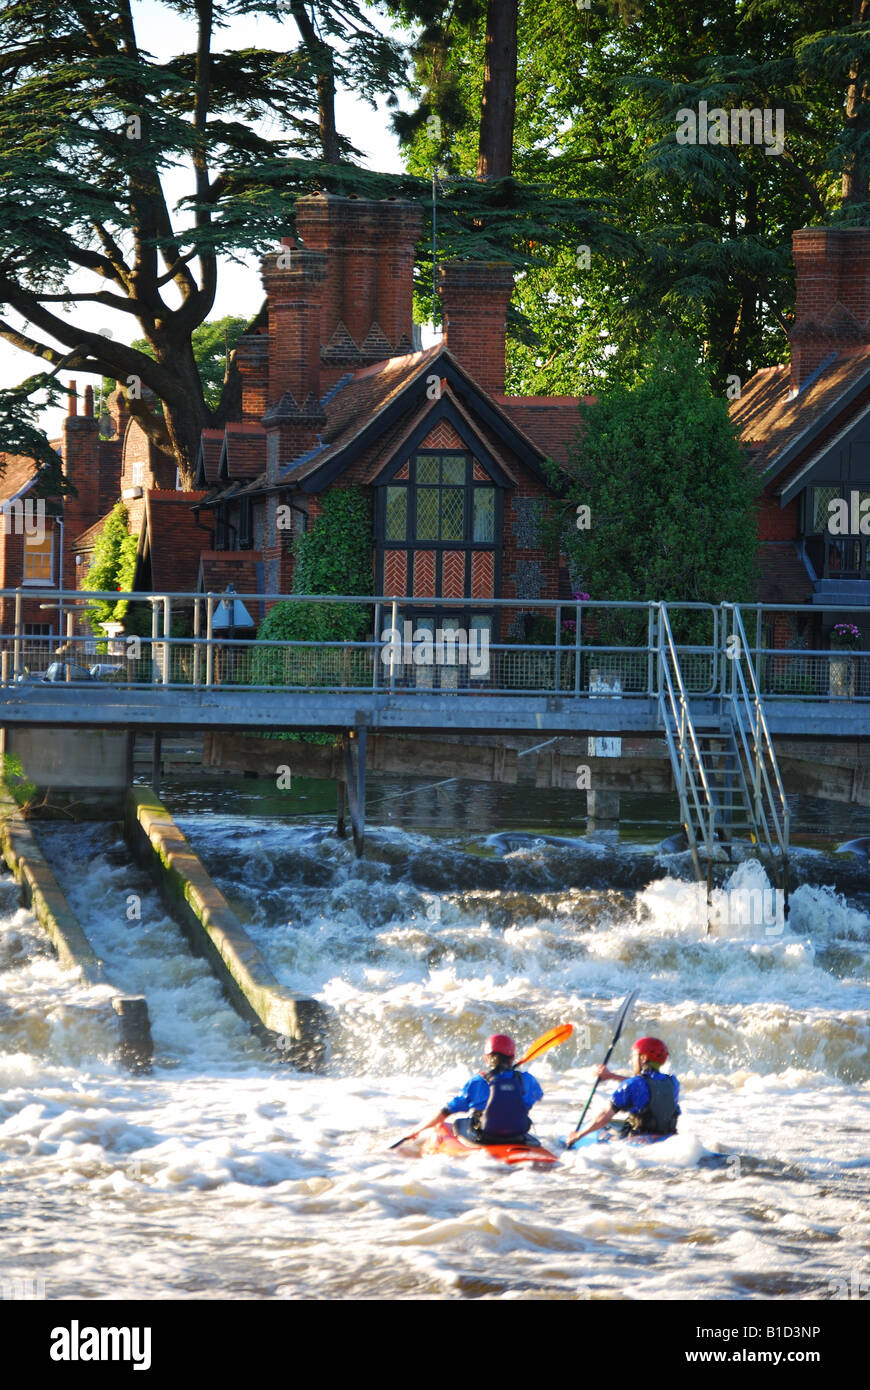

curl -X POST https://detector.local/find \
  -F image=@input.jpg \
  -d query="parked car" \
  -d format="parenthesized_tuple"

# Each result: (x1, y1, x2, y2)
(42, 661, 93, 682)
(88, 663, 126, 681)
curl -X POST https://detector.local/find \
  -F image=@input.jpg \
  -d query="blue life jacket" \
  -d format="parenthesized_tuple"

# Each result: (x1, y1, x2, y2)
(476, 1067, 531, 1138)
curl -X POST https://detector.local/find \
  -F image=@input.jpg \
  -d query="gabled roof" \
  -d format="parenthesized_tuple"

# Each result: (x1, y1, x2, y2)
(72, 511, 114, 552)
(361, 386, 519, 486)
(139, 489, 208, 593)
(220, 422, 267, 480)
(198, 429, 225, 485)
(198, 346, 584, 507)
(0, 453, 40, 501)
(731, 350, 870, 483)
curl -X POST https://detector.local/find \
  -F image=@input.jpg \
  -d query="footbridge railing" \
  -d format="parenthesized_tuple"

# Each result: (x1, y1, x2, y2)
(0, 590, 866, 711)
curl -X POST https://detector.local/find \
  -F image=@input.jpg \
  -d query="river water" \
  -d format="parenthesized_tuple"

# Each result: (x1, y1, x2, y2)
(1, 776, 868, 1301)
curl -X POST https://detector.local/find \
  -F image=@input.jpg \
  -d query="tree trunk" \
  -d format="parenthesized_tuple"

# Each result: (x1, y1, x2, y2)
(477, 0, 518, 181)
(292, 1, 341, 163)
(843, 0, 870, 205)
(151, 341, 212, 488)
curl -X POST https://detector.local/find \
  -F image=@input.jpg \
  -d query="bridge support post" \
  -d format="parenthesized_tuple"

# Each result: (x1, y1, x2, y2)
(125, 730, 135, 787)
(336, 777, 346, 839)
(343, 728, 367, 857)
(586, 789, 620, 826)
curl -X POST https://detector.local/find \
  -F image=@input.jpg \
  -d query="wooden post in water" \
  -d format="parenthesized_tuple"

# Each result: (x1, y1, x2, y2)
(343, 728, 367, 857)
(152, 731, 162, 797)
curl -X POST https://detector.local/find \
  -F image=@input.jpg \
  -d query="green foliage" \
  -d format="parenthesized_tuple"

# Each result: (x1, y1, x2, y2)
(554, 334, 758, 641)
(0, 2, 408, 479)
(251, 488, 373, 685)
(393, 0, 870, 390)
(82, 504, 139, 636)
(0, 373, 74, 490)
(2, 753, 37, 811)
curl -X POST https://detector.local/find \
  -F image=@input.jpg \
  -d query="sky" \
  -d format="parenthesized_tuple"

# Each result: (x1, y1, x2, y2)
(1, 0, 413, 438)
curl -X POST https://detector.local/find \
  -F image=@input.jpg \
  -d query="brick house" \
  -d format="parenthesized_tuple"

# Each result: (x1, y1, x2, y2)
(8, 198, 870, 673)
(195, 193, 582, 645)
(733, 227, 870, 654)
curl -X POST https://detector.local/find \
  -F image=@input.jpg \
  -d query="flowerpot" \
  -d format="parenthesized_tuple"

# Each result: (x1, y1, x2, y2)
(829, 654, 855, 699)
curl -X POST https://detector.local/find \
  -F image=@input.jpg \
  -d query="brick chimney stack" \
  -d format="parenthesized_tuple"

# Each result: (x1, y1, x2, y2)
(61, 379, 101, 589)
(437, 261, 514, 395)
(262, 239, 328, 412)
(789, 228, 870, 391)
(294, 194, 423, 390)
(235, 334, 270, 420)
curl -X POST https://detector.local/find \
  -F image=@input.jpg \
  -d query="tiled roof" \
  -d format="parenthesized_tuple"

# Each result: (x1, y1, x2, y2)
(223, 422, 267, 479)
(199, 349, 588, 504)
(72, 510, 115, 552)
(143, 490, 208, 592)
(758, 542, 814, 604)
(495, 397, 587, 465)
(731, 351, 870, 478)
(0, 454, 39, 500)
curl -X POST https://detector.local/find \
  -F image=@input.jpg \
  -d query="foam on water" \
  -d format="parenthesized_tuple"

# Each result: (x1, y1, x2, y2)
(0, 813, 868, 1300)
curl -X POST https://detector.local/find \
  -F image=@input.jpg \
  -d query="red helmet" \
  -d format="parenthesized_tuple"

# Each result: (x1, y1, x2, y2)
(485, 1033, 516, 1059)
(632, 1036, 668, 1064)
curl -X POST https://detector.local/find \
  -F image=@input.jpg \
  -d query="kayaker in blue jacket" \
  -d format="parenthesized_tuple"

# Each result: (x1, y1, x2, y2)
(565, 1036, 680, 1144)
(407, 1034, 544, 1145)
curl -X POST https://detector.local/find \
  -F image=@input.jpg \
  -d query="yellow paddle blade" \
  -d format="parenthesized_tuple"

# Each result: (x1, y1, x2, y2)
(516, 1023, 573, 1068)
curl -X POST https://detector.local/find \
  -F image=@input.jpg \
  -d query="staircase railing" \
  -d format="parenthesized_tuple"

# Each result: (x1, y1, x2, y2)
(655, 603, 720, 883)
(721, 604, 791, 890)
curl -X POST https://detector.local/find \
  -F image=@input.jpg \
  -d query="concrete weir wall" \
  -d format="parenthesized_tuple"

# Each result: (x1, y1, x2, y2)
(0, 783, 153, 1071)
(124, 787, 329, 1070)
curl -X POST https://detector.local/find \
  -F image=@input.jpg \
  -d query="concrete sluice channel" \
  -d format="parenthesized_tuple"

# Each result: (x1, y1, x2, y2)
(0, 775, 869, 1300)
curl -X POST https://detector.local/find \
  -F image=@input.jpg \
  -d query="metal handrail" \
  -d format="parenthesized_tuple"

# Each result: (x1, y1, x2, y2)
(723, 605, 790, 860)
(656, 604, 721, 867)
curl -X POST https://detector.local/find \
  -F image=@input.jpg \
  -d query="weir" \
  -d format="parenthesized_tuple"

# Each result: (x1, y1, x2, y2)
(124, 787, 329, 1069)
(0, 782, 153, 1071)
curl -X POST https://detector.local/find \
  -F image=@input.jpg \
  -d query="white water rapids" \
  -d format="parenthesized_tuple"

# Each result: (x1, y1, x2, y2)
(1, 797, 868, 1301)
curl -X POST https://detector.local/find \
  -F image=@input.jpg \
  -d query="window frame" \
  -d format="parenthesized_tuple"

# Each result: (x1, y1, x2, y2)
(22, 530, 53, 586)
(378, 451, 500, 550)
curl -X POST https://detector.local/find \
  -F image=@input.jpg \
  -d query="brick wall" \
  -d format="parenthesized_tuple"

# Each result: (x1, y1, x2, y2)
(757, 495, 799, 541)
(438, 262, 514, 395)
(790, 228, 870, 389)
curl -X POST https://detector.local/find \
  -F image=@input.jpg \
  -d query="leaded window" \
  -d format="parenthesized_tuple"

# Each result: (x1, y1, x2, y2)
(382, 452, 496, 546)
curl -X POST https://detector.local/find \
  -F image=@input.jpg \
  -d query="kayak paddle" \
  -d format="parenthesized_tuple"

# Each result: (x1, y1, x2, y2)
(514, 1022, 573, 1069)
(388, 1022, 574, 1149)
(564, 989, 638, 1150)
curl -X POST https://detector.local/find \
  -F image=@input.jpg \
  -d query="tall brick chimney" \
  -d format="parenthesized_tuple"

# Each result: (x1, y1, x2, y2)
(789, 228, 870, 391)
(437, 261, 514, 395)
(61, 380, 101, 589)
(234, 334, 270, 420)
(294, 194, 423, 390)
(261, 239, 328, 471)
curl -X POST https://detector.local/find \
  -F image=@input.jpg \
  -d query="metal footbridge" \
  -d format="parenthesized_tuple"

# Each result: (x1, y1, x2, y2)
(3, 589, 869, 886)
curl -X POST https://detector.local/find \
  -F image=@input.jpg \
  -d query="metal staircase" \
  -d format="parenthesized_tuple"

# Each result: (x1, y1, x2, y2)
(656, 603, 790, 923)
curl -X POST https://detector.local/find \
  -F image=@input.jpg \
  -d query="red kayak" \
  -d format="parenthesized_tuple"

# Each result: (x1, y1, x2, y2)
(414, 1120, 559, 1167)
